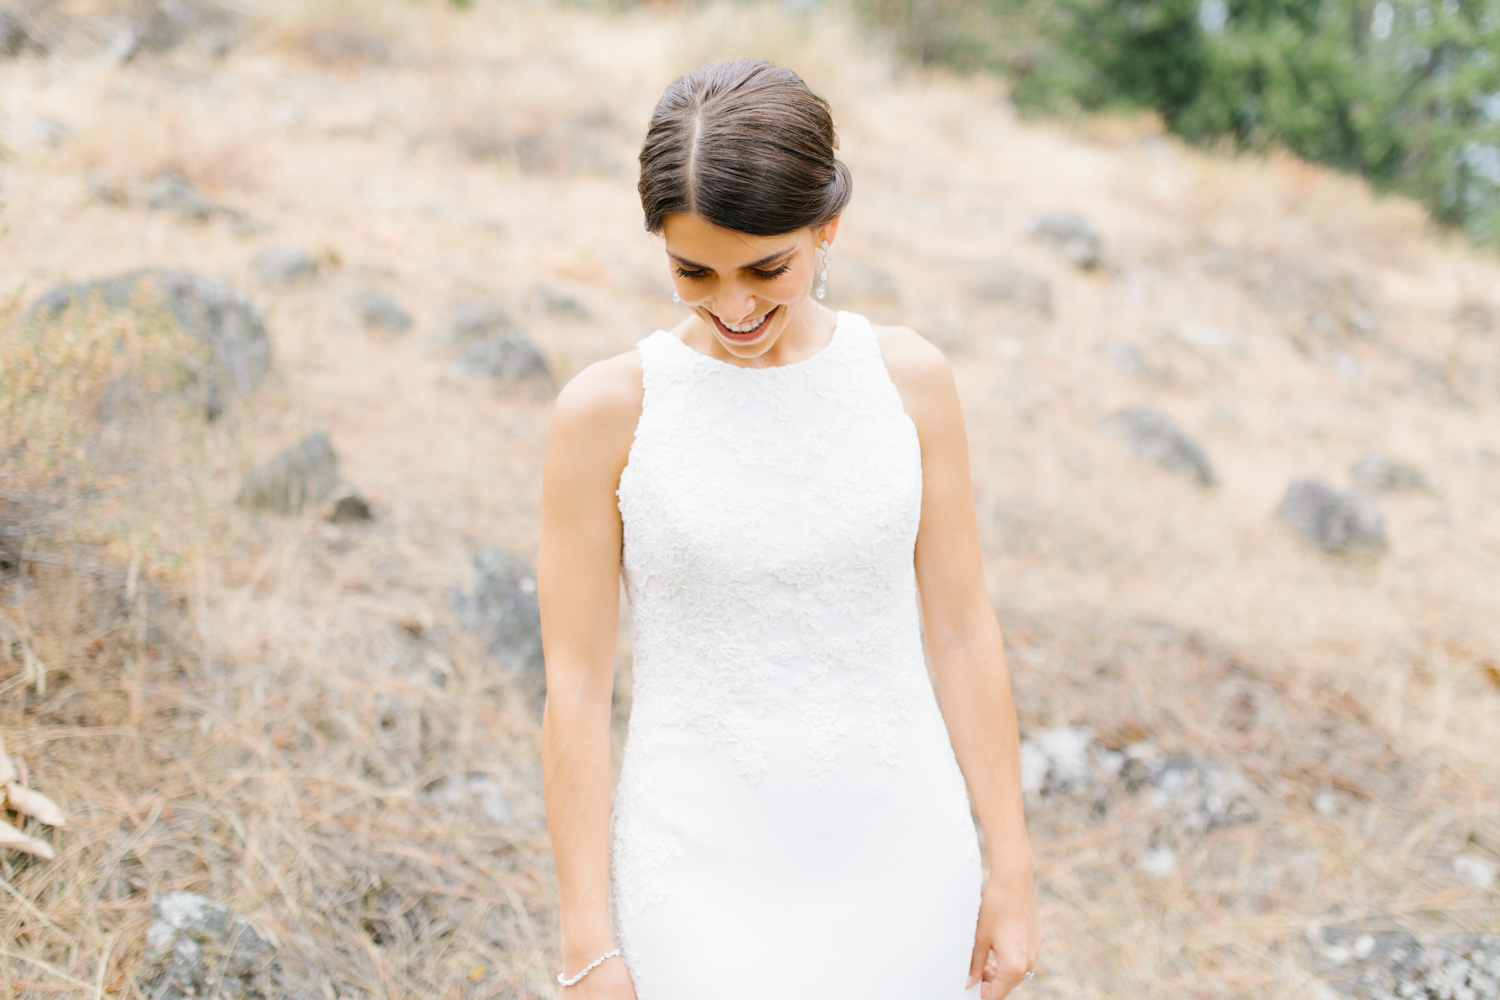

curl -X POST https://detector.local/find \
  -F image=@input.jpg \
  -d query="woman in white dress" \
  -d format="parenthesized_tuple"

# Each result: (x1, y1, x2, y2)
(538, 60, 1040, 999)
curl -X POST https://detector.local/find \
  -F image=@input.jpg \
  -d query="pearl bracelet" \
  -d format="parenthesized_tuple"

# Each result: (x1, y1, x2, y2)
(557, 947, 621, 987)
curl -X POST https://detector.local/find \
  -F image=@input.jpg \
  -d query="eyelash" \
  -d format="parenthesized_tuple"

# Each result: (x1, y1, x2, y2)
(752, 264, 792, 279)
(674, 264, 792, 280)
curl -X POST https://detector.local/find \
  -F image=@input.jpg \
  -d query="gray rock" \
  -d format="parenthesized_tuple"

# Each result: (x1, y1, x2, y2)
(436, 302, 517, 346)
(1276, 479, 1387, 552)
(1172, 321, 1246, 355)
(1030, 211, 1103, 269)
(113, 1, 242, 60)
(349, 287, 412, 334)
(88, 174, 130, 207)
(968, 261, 1053, 315)
(148, 173, 218, 221)
(1146, 752, 1259, 835)
(456, 547, 543, 675)
(0, 9, 41, 57)
(1352, 451, 1429, 492)
(139, 891, 274, 1000)
(252, 246, 318, 286)
(1451, 853, 1498, 889)
(1100, 407, 1216, 486)
(29, 269, 271, 419)
(529, 285, 590, 320)
(449, 334, 550, 382)
(1101, 341, 1145, 376)
(1019, 726, 1257, 835)
(1307, 925, 1500, 1000)
(433, 304, 550, 384)
(238, 432, 341, 515)
(325, 484, 373, 523)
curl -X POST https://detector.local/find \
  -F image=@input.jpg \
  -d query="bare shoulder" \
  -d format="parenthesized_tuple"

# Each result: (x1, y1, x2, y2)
(869, 323, 958, 419)
(548, 348, 644, 466)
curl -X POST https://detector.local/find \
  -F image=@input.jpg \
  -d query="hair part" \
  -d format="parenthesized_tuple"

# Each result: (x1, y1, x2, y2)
(638, 59, 853, 237)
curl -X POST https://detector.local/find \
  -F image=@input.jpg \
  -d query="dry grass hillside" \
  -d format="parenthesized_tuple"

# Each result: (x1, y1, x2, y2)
(1, 1, 1498, 998)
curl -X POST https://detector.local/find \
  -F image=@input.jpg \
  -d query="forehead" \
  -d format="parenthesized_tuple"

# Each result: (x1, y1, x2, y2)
(661, 213, 802, 265)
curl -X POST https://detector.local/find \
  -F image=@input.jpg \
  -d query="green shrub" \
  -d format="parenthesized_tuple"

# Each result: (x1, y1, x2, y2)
(857, 0, 1500, 248)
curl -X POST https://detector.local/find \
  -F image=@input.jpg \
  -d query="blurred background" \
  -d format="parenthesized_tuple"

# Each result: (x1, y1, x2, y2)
(0, 1, 1497, 998)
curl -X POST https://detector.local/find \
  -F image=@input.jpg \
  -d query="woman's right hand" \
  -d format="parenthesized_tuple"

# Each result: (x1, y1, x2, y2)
(560, 954, 636, 999)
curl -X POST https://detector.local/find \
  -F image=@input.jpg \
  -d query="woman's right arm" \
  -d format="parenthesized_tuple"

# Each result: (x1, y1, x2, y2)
(538, 353, 643, 997)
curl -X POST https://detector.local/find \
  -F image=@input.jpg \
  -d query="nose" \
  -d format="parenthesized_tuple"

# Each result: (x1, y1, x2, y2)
(716, 288, 759, 324)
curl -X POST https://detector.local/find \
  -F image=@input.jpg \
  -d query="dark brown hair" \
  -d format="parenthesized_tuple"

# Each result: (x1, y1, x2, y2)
(638, 59, 852, 237)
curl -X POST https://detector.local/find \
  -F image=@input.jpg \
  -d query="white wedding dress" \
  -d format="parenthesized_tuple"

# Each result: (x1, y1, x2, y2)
(612, 310, 983, 999)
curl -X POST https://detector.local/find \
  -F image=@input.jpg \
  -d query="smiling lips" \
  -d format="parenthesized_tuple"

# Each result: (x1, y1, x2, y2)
(710, 305, 779, 342)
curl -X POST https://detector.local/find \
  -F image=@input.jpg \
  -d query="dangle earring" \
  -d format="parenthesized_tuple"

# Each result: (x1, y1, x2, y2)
(814, 240, 831, 300)
(672, 291, 682, 304)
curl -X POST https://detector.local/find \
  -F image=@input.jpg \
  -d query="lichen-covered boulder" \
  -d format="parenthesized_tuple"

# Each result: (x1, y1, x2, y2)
(30, 269, 270, 419)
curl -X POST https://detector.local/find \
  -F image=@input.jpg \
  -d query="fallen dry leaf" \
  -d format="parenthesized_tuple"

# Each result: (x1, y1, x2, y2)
(0, 817, 54, 860)
(5, 783, 67, 828)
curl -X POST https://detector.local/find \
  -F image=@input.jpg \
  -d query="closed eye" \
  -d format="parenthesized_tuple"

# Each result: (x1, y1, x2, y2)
(750, 264, 792, 280)
(674, 267, 711, 279)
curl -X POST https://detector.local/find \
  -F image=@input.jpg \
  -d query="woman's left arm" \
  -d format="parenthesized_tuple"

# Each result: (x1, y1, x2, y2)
(879, 326, 1041, 998)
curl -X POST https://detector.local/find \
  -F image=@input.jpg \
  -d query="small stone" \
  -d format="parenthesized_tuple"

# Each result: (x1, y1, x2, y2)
(0, 10, 41, 57)
(1101, 341, 1145, 376)
(1173, 321, 1246, 355)
(1100, 406, 1217, 486)
(968, 261, 1053, 315)
(325, 485, 373, 523)
(1030, 211, 1103, 269)
(139, 891, 273, 1000)
(1141, 843, 1177, 878)
(238, 432, 342, 515)
(1018, 740, 1049, 796)
(456, 547, 544, 675)
(429, 774, 514, 822)
(1276, 479, 1387, 552)
(1452, 853, 1498, 889)
(1033, 725, 1093, 791)
(1352, 452, 1429, 492)
(349, 287, 412, 334)
(148, 173, 218, 222)
(252, 246, 319, 286)
(88, 174, 130, 206)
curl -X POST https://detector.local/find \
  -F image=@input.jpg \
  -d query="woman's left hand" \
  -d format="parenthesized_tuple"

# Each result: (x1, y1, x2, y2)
(966, 870, 1042, 998)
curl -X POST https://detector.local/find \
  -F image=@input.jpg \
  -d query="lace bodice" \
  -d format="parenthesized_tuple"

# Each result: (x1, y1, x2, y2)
(616, 310, 930, 784)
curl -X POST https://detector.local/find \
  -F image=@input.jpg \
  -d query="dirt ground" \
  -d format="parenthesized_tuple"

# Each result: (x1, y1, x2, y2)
(1, 1, 1497, 997)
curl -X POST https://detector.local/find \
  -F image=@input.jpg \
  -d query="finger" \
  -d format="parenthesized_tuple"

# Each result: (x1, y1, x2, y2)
(967, 939, 989, 989)
(981, 957, 1032, 1000)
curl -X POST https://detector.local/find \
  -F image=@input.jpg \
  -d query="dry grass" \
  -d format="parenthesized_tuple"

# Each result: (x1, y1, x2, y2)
(0, 0, 1497, 997)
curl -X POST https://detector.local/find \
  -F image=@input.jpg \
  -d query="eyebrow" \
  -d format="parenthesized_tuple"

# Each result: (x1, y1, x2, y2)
(669, 247, 797, 271)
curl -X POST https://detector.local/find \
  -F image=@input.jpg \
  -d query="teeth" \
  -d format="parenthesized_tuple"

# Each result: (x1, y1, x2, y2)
(720, 313, 767, 334)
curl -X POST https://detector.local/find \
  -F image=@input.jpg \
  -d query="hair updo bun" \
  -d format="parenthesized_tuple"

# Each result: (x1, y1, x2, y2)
(638, 59, 853, 237)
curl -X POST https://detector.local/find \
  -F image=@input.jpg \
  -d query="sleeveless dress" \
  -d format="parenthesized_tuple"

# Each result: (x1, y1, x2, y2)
(612, 310, 983, 999)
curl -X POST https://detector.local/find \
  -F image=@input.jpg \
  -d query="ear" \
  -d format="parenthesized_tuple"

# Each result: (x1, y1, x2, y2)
(815, 215, 842, 247)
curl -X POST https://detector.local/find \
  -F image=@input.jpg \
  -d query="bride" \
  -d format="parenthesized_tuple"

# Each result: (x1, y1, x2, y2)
(538, 59, 1041, 999)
